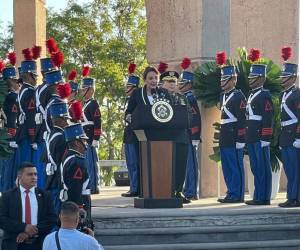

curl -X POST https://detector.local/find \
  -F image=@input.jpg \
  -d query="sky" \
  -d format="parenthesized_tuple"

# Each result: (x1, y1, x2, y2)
(0, 0, 91, 26)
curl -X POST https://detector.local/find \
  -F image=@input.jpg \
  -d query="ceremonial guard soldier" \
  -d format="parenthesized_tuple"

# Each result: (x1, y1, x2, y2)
(17, 47, 40, 165)
(178, 58, 201, 200)
(245, 63, 274, 205)
(60, 123, 91, 217)
(0, 52, 20, 191)
(45, 101, 70, 213)
(121, 63, 140, 197)
(215, 52, 246, 203)
(80, 65, 101, 194)
(160, 70, 191, 203)
(35, 57, 55, 142)
(278, 47, 300, 207)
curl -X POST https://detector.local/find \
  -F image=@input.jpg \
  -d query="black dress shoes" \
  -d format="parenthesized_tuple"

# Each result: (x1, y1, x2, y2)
(121, 191, 139, 197)
(176, 192, 191, 204)
(245, 200, 271, 205)
(218, 197, 244, 203)
(278, 200, 297, 208)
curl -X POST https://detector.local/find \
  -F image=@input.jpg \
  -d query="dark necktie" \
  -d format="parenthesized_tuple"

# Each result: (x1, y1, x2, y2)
(25, 189, 31, 224)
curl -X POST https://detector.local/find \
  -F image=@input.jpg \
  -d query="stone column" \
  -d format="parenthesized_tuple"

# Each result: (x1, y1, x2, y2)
(13, 0, 46, 82)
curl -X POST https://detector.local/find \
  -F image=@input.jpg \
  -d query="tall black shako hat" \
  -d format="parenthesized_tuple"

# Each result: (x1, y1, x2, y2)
(216, 51, 237, 81)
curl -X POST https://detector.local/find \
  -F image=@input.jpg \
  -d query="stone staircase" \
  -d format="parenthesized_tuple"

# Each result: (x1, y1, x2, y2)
(94, 207, 300, 250)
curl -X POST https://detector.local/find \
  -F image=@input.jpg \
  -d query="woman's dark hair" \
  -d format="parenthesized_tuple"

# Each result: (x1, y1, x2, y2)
(143, 66, 159, 80)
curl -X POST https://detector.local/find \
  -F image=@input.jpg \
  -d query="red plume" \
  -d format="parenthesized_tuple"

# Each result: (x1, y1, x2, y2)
(0, 60, 5, 73)
(181, 57, 191, 70)
(68, 70, 77, 81)
(46, 38, 58, 54)
(7, 52, 17, 66)
(56, 83, 72, 99)
(70, 101, 83, 121)
(216, 51, 226, 66)
(128, 63, 136, 75)
(22, 48, 33, 60)
(51, 51, 64, 68)
(31, 45, 42, 60)
(248, 48, 260, 62)
(82, 65, 90, 77)
(281, 47, 292, 61)
(158, 62, 168, 74)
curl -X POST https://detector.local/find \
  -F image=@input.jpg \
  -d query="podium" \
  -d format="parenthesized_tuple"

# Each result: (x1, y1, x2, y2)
(131, 104, 189, 208)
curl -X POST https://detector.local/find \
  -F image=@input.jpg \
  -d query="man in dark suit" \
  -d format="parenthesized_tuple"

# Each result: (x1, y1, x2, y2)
(0, 162, 57, 250)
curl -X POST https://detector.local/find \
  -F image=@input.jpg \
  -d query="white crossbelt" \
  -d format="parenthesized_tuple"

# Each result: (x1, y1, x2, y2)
(246, 89, 262, 121)
(82, 100, 94, 126)
(17, 86, 30, 124)
(220, 92, 237, 124)
(281, 89, 298, 126)
(45, 132, 61, 175)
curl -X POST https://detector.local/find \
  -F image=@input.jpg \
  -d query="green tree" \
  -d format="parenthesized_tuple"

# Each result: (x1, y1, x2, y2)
(47, 0, 147, 184)
(0, 22, 13, 59)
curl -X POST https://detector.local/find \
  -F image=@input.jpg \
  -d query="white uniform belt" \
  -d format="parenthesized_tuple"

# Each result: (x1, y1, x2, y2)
(220, 118, 237, 124)
(248, 115, 262, 121)
(281, 119, 298, 127)
(82, 121, 94, 126)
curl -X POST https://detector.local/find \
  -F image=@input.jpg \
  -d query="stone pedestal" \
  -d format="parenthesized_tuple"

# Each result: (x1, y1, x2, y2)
(13, 0, 46, 82)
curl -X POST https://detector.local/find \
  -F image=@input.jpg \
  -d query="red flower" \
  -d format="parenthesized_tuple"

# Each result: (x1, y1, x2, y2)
(68, 70, 77, 81)
(32, 45, 42, 60)
(158, 62, 168, 74)
(46, 38, 58, 54)
(51, 51, 64, 68)
(248, 48, 260, 62)
(56, 83, 72, 99)
(181, 57, 191, 70)
(0, 60, 5, 73)
(70, 101, 83, 121)
(7, 52, 17, 66)
(128, 63, 136, 74)
(281, 47, 292, 61)
(82, 65, 90, 77)
(216, 51, 226, 66)
(22, 48, 33, 60)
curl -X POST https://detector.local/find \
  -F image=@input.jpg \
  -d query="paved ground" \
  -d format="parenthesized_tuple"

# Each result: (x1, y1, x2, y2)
(91, 186, 299, 218)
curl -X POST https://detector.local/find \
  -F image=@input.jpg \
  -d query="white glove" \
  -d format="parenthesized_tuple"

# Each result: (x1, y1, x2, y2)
(35, 113, 43, 125)
(293, 139, 300, 148)
(9, 141, 18, 148)
(125, 114, 132, 123)
(236, 142, 245, 149)
(46, 163, 55, 176)
(31, 143, 38, 150)
(192, 140, 200, 146)
(92, 140, 99, 148)
(260, 140, 270, 147)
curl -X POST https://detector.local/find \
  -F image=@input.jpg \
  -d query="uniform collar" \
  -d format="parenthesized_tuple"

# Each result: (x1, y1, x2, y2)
(53, 125, 64, 131)
(23, 82, 35, 89)
(69, 148, 84, 157)
(283, 84, 295, 93)
(250, 86, 263, 94)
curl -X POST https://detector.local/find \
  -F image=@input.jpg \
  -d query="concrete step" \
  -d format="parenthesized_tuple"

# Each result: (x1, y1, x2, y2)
(94, 209, 300, 230)
(96, 224, 300, 246)
(103, 239, 300, 250)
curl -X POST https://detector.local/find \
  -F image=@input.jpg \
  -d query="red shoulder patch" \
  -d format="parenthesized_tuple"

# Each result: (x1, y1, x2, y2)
(72, 167, 83, 180)
(94, 109, 101, 117)
(28, 99, 35, 110)
(11, 104, 18, 113)
(240, 100, 246, 109)
(264, 101, 273, 111)
(297, 102, 300, 109)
